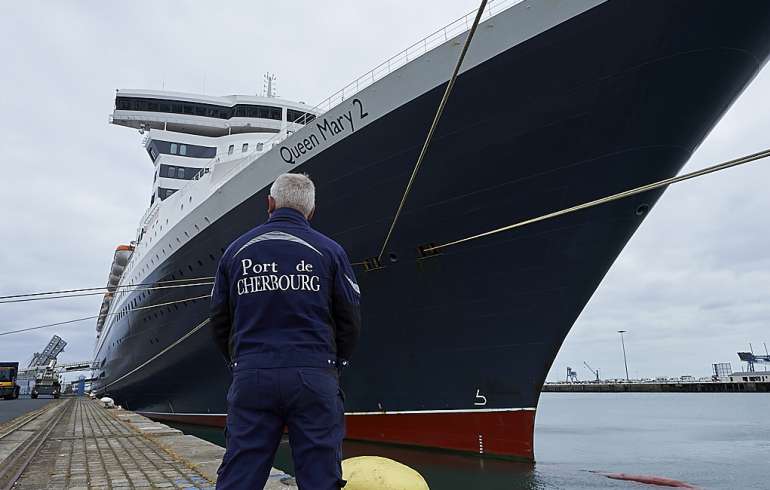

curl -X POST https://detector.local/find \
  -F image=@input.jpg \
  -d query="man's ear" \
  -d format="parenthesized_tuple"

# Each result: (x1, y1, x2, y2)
(268, 196, 276, 214)
(307, 206, 315, 221)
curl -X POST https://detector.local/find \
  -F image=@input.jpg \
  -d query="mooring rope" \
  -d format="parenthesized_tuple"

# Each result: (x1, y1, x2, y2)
(377, 0, 489, 262)
(0, 281, 214, 305)
(0, 276, 215, 301)
(101, 318, 211, 390)
(423, 147, 770, 253)
(0, 294, 211, 337)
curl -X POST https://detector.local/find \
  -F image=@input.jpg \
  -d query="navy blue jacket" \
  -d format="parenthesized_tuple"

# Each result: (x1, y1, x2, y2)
(210, 207, 362, 369)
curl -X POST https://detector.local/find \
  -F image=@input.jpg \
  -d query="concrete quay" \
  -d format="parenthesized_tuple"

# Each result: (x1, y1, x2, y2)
(0, 397, 297, 489)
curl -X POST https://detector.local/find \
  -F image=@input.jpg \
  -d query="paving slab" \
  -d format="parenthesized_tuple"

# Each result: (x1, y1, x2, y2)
(0, 398, 298, 489)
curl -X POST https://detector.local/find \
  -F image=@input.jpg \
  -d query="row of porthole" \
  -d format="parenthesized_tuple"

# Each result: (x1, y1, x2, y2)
(139, 295, 205, 326)
(133, 216, 212, 281)
(126, 251, 222, 326)
(128, 190, 212, 282)
(107, 246, 223, 349)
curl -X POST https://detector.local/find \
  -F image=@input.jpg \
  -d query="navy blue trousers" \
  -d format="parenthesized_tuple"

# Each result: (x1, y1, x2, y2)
(216, 367, 345, 489)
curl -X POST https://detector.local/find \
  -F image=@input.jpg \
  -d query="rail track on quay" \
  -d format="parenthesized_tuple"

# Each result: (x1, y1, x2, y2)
(0, 399, 68, 490)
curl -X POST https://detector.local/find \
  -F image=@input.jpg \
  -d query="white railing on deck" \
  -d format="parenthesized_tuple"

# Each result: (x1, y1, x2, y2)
(306, 0, 524, 116)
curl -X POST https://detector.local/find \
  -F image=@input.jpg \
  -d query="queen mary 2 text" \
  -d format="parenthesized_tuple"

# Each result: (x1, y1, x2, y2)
(279, 98, 369, 164)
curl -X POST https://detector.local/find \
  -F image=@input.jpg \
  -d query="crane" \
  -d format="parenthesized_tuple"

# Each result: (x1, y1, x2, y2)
(583, 361, 600, 383)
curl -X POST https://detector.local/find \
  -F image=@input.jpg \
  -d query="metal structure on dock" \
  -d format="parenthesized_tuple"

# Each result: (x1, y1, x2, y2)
(737, 350, 770, 372)
(14, 336, 92, 396)
(27, 335, 66, 369)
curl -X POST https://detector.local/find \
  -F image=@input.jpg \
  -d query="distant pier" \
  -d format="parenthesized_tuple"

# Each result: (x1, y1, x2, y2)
(542, 380, 770, 393)
(0, 397, 296, 489)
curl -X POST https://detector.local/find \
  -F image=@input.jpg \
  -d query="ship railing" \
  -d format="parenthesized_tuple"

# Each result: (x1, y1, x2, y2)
(305, 0, 523, 117)
(261, 0, 522, 150)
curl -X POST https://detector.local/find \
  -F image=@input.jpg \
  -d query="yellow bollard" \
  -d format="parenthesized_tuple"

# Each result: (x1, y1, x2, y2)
(342, 456, 429, 490)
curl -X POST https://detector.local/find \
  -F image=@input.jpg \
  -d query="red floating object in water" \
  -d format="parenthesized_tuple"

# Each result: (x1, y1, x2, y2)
(594, 471, 699, 489)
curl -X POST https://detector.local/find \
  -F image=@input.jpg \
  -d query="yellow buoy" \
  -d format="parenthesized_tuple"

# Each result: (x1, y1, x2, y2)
(342, 456, 429, 490)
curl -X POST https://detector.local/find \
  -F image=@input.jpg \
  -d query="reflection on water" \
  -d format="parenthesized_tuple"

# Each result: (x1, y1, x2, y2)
(169, 393, 770, 489)
(169, 424, 543, 489)
(284, 442, 542, 490)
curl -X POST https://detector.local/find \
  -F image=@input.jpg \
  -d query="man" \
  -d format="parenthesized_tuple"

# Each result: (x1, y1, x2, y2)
(210, 173, 362, 489)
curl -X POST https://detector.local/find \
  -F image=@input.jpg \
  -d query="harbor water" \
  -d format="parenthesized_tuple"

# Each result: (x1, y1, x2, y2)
(174, 393, 769, 489)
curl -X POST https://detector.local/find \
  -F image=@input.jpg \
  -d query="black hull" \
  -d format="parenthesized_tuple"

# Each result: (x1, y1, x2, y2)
(94, 1, 770, 459)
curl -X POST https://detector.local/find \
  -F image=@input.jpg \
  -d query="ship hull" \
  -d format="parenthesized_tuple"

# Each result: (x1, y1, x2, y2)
(93, 0, 770, 460)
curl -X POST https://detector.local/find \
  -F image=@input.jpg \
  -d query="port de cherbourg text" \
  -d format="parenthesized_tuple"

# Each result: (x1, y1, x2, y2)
(237, 258, 320, 295)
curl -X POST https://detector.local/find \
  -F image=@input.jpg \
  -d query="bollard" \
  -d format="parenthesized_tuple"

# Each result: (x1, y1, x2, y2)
(342, 456, 429, 490)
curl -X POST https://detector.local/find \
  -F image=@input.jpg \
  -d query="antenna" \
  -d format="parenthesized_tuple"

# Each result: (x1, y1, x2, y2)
(263, 73, 278, 98)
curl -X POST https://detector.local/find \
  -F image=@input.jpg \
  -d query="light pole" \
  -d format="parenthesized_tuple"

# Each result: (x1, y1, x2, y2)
(618, 330, 629, 381)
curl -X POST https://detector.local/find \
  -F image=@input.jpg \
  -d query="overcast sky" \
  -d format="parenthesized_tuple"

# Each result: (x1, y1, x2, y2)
(1, 2, 768, 383)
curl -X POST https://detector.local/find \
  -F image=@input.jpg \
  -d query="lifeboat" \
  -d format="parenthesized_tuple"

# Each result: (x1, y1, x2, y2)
(96, 245, 134, 332)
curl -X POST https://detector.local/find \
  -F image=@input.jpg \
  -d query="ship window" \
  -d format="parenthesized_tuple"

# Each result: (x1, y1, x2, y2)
(179, 144, 187, 156)
(242, 143, 248, 152)
(287, 109, 316, 124)
(158, 187, 177, 200)
(257, 143, 264, 151)
(159, 164, 197, 180)
(170, 143, 178, 154)
(228, 145, 234, 155)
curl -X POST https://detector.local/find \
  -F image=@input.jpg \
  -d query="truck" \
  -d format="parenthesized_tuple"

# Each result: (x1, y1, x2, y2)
(0, 362, 20, 400)
(31, 364, 61, 399)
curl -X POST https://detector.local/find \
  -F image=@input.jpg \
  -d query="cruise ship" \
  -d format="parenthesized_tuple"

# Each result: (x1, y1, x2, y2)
(92, 0, 770, 460)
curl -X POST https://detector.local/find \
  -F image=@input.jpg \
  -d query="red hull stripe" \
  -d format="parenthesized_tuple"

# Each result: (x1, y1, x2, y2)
(140, 409, 536, 460)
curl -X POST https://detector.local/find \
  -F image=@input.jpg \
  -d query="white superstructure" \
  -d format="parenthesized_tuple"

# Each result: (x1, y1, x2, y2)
(111, 89, 318, 207)
(95, 88, 319, 341)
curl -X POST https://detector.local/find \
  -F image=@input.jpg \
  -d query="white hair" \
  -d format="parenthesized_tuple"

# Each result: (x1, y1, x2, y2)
(269, 173, 316, 217)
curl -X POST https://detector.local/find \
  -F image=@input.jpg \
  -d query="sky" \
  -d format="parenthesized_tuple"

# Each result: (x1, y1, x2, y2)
(0, 2, 768, 384)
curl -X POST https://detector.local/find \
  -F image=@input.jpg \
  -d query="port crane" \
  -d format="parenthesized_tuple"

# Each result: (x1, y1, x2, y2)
(738, 342, 770, 372)
(583, 361, 600, 383)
